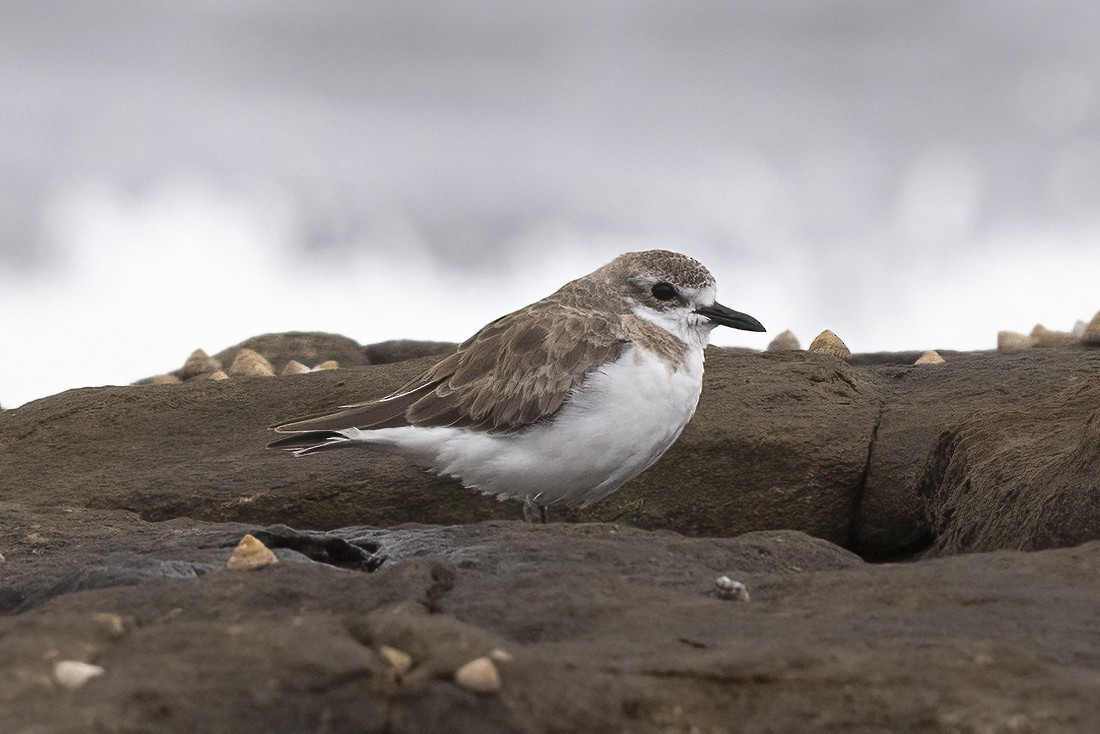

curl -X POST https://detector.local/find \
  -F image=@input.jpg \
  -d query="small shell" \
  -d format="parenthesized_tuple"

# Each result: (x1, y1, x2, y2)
(229, 349, 275, 377)
(147, 374, 182, 385)
(280, 360, 311, 376)
(807, 330, 850, 359)
(379, 645, 413, 677)
(312, 360, 340, 371)
(914, 350, 945, 365)
(454, 656, 501, 693)
(1029, 324, 1077, 347)
(997, 331, 1035, 353)
(1082, 311, 1100, 346)
(91, 612, 126, 638)
(715, 576, 750, 602)
(765, 329, 801, 352)
(488, 647, 513, 663)
(180, 348, 222, 379)
(226, 534, 278, 570)
(54, 660, 105, 690)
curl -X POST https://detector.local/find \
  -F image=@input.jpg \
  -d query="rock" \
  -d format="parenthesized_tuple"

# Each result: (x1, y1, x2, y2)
(54, 660, 105, 690)
(226, 534, 278, 570)
(214, 332, 369, 373)
(453, 656, 501, 693)
(208, 370, 229, 381)
(1082, 311, 1100, 346)
(913, 350, 945, 365)
(920, 376, 1100, 555)
(3, 512, 1100, 733)
(997, 331, 1034, 353)
(853, 351, 1099, 559)
(363, 339, 456, 365)
(228, 349, 275, 378)
(146, 374, 181, 385)
(279, 360, 311, 376)
(1029, 324, 1078, 347)
(807, 330, 850, 359)
(765, 329, 801, 352)
(180, 349, 221, 379)
(312, 360, 340, 371)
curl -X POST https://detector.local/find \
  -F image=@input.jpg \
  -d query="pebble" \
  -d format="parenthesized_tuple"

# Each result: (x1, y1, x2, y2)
(229, 349, 275, 377)
(765, 329, 801, 352)
(91, 612, 126, 638)
(379, 645, 413, 677)
(280, 360, 311, 376)
(715, 576, 750, 602)
(914, 350, 945, 365)
(208, 370, 229, 381)
(226, 534, 278, 570)
(454, 656, 502, 693)
(807, 330, 851, 359)
(54, 660, 105, 690)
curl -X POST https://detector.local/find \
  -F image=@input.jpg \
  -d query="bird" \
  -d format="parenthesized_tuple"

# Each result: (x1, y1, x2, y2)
(269, 249, 765, 521)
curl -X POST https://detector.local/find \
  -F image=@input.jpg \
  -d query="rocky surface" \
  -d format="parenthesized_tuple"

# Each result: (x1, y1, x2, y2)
(2, 332, 1099, 732)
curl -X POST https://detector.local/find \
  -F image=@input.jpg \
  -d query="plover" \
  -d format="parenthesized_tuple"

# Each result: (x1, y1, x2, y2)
(269, 250, 764, 520)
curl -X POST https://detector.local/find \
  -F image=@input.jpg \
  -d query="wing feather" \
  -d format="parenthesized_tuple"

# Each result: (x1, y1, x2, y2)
(270, 299, 627, 437)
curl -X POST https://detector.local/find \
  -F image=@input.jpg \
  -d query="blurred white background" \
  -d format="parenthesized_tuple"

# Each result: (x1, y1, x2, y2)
(2, 1, 1099, 407)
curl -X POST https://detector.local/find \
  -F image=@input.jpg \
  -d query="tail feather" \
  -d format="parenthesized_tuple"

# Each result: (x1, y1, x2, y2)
(267, 430, 356, 456)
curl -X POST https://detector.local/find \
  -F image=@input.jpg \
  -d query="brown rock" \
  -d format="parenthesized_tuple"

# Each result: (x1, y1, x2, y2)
(312, 360, 340, 371)
(363, 339, 457, 365)
(920, 375, 1100, 555)
(146, 374, 182, 385)
(214, 332, 369, 373)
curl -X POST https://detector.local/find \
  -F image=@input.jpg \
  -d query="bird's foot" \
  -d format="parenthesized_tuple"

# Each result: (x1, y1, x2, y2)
(522, 494, 549, 524)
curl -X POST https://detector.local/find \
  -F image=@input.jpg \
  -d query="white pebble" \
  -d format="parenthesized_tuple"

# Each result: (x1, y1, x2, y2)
(54, 660, 105, 690)
(454, 656, 501, 693)
(715, 576, 750, 602)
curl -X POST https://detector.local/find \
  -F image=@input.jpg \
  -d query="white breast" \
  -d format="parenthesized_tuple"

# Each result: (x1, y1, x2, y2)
(369, 342, 706, 506)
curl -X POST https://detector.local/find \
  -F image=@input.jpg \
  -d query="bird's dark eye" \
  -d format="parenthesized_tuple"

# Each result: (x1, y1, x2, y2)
(651, 282, 678, 301)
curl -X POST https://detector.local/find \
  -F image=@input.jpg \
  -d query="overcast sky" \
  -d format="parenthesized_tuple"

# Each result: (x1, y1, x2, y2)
(2, 1, 1099, 407)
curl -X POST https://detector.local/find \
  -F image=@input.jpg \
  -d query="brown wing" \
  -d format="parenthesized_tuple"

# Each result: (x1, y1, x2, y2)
(272, 301, 627, 435)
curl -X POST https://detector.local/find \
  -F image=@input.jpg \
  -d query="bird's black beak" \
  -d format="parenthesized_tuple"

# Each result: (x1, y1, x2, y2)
(695, 302, 766, 332)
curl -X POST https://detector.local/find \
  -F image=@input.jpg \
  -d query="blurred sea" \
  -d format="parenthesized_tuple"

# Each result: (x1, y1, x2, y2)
(2, 1, 1099, 406)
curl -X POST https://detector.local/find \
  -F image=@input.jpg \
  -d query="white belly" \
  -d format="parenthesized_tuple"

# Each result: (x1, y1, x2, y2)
(368, 344, 705, 506)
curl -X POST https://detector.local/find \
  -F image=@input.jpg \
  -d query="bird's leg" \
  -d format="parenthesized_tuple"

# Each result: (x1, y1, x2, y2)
(522, 494, 549, 524)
